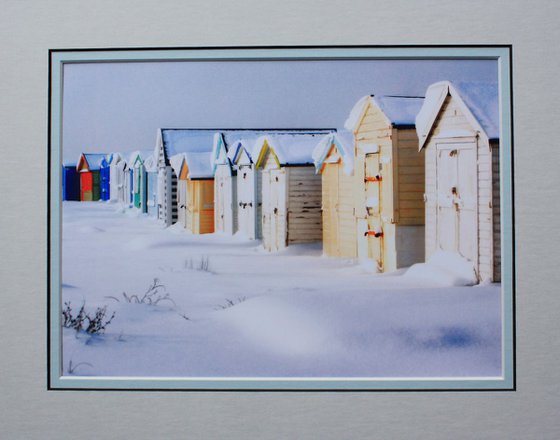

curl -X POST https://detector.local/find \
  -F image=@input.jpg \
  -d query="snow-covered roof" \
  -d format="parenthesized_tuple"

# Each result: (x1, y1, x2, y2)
(254, 132, 333, 167)
(160, 130, 215, 163)
(344, 95, 424, 132)
(312, 130, 354, 175)
(416, 81, 499, 149)
(143, 153, 158, 172)
(101, 152, 123, 168)
(77, 153, 107, 171)
(184, 151, 214, 179)
(171, 152, 214, 180)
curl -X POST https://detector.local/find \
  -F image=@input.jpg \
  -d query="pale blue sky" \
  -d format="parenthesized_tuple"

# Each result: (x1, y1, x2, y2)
(62, 59, 497, 162)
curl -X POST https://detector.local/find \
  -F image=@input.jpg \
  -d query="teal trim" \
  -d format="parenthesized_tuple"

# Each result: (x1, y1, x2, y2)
(50, 46, 514, 391)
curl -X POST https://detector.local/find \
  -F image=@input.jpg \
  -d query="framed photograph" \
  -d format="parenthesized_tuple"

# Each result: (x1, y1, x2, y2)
(48, 45, 514, 391)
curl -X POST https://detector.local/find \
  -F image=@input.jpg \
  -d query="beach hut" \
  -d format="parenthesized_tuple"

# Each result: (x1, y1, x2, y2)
(76, 153, 106, 201)
(113, 157, 128, 205)
(344, 95, 425, 272)
(128, 150, 153, 211)
(62, 162, 80, 201)
(211, 133, 238, 235)
(171, 152, 215, 234)
(143, 153, 158, 217)
(254, 133, 326, 252)
(312, 131, 356, 258)
(415, 81, 500, 282)
(99, 153, 120, 201)
(227, 137, 261, 239)
(106, 153, 123, 202)
(155, 129, 216, 226)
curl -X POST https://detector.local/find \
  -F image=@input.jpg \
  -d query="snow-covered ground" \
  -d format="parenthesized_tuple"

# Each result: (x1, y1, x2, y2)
(61, 202, 502, 378)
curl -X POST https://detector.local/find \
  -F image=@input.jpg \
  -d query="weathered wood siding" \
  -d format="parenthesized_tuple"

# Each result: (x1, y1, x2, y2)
(492, 143, 501, 282)
(321, 158, 356, 257)
(286, 166, 322, 244)
(395, 128, 425, 226)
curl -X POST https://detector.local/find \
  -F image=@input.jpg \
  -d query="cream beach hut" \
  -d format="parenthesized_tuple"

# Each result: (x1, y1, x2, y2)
(344, 95, 425, 272)
(211, 132, 238, 235)
(415, 81, 500, 282)
(254, 133, 328, 252)
(312, 131, 356, 257)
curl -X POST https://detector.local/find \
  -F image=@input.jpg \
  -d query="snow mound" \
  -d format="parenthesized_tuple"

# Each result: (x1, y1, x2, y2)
(221, 297, 329, 356)
(404, 251, 477, 286)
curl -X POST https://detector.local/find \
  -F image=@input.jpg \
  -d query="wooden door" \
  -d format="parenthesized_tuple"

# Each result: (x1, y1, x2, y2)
(271, 168, 287, 251)
(215, 173, 225, 232)
(180, 180, 189, 229)
(436, 144, 478, 265)
(186, 181, 194, 232)
(80, 172, 92, 201)
(364, 153, 383, 268)
(261, 170, 272, 250)
(322, 163, 339, 256)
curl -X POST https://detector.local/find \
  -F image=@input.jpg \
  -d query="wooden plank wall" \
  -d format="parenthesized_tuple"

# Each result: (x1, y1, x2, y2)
(492, 143, 501, 282)
(287, 166, 322, 244)
(396, 128, 424, 226)
(337, 162, 357, 257)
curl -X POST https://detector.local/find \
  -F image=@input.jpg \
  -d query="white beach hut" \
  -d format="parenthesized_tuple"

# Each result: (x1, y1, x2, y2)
(211, 132, 238, 235)
(415, 81, 501, 282)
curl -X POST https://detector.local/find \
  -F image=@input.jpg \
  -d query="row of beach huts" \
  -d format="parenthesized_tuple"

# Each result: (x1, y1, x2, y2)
(62, 81, 501, 283)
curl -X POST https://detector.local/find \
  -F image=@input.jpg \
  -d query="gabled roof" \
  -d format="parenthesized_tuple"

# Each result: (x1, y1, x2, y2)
(101, 152, 123, 168)
(253, 132, 333, 168)
(416, 81, 499, 149)
(172, 152, 214, 180)
(344, 95, 424, 132)
(76, 153, 107, 172)
(128, 150, 154, 167)
(312, 130, 354, 175)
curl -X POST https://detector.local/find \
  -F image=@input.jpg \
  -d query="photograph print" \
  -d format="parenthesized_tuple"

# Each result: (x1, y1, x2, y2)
(49, 46, 514, 390)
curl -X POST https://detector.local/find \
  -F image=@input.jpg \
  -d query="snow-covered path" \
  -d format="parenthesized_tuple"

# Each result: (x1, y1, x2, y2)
(61, 202, 502, 378)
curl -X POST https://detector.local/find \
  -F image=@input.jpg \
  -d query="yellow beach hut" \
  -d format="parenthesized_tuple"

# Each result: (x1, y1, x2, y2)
(344, 95, 425, 272)
(312, 131, 357, 257)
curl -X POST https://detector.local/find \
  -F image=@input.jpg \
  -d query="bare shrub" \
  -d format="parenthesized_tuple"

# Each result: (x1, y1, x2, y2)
(184, 256, 210, 272)
(215, 297, 247, 310)
(106, 278, 176, 307)
(62, 301, 116, 335)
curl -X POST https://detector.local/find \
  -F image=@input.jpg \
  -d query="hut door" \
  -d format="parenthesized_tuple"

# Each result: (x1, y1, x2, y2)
(323, 163, 339, 255)
(436, 144, 478, 264)
(238, 166, 249, 237)
(215, 173, 225, 232)
(272, 169, 287, 251)
(221, 174, 233, 234)
(261, 170, 272, 250)
(178, 180, 187, 228)
(80, 172, 93, 201)
(186, 181, 194, 231)
(364, 153, 383, 268)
